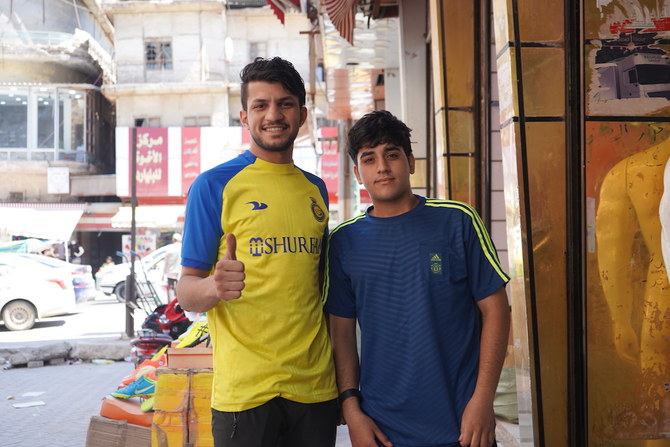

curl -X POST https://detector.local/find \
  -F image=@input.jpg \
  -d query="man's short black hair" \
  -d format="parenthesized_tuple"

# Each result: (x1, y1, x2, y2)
(240, 57, 306, 110)
(347, 110, 412, 163)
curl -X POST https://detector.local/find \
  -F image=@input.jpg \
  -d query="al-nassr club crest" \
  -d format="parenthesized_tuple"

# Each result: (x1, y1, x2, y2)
(310, 197, 325, 222)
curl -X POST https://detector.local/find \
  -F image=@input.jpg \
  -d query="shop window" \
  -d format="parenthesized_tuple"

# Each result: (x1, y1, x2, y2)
(37, 91, 56, 148)
(0, 90, 28, 148)
(0, 86, 87, 162)
(58, 89, 86, 159)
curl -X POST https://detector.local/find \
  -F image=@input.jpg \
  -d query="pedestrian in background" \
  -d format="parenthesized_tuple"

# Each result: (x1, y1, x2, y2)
(324, 110, 511, 447)
(96, 255, 115, 290)
(163, 232, 182, 301)
(98, 255, 115, 272)
(68, 239, 85, 264)
(177, 57, 337, 447)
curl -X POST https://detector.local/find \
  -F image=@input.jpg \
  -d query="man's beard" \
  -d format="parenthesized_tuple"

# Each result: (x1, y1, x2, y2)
(251, 129, 298, 153)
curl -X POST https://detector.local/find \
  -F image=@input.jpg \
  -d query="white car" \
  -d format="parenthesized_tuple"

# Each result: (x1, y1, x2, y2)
(0, 253, 77, 331)
(28, 255, 97, 303)
(97, 246, 168, 304)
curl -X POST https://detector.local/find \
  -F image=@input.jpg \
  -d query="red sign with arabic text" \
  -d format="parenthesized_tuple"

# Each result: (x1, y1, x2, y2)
(131, 128, 168, 197)
(181, 127, 201, 196)
(320, 127, 339, 204)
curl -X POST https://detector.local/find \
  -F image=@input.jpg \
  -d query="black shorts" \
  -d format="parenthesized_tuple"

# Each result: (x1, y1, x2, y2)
(212, 397, 338, 447)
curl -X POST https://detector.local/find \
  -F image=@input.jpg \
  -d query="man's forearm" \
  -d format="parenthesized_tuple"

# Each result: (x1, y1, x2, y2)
(177, 272, 220, 313)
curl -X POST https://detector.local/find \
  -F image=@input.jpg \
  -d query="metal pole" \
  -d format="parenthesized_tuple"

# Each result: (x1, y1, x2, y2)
(125, 128, 138, 338)
(338, 119, 356, 221)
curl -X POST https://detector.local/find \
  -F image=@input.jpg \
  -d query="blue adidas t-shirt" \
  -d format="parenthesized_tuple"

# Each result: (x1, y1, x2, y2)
(323, 196, 509, 447)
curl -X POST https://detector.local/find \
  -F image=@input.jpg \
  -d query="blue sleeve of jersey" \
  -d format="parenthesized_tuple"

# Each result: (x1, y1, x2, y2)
(319, 225, 329, 272)
(461, 207, 510, 301)
(314, 172, 330, 271)
(323, 231, 356, 318)
(181, 171, 224, 271)
(318, 180, 329, 272)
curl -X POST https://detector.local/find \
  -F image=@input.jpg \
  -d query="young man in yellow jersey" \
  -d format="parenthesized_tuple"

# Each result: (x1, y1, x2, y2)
(177, 57, 338, 447)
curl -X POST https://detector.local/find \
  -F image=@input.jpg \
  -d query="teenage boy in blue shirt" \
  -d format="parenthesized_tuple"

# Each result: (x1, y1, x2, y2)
(324, 110, 510, 447)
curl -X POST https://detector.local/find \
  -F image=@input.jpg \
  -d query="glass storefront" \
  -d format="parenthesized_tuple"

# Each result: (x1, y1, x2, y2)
(37, 90, 56, 149)
(0, 86, 87, 162)
(0, 89, 28, 151)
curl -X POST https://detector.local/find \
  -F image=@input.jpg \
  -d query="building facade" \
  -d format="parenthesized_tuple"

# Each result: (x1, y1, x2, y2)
(98, 0, 321, 259)
(0, 0, 116, 266)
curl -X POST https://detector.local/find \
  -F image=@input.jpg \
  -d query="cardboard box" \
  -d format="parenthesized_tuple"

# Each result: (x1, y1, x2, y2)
(166, 347, 213, 369)
(85, 415, 151, 447)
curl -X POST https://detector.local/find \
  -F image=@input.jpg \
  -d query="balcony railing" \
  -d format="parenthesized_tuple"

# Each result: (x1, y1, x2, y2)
(0, 31, 76, 46)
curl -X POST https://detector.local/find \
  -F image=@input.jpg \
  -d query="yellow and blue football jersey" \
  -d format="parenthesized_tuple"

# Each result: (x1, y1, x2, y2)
(182, 151, 336, 412)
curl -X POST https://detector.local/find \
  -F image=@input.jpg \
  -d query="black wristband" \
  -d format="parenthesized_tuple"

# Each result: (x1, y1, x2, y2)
(338, 388, 362, 405)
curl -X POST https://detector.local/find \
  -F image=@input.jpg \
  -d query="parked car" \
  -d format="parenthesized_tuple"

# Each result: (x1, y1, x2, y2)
(97, 246, 168, 303)
(26, 254, 97, 303)
(0, 253, 77, 331)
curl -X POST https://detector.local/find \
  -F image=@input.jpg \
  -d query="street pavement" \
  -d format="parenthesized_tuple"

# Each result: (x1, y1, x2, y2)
(1, 360, 132, 447)
(0, 359, 354, 447)
(0, 293, 355, 447)
(0, 292, 142, 348)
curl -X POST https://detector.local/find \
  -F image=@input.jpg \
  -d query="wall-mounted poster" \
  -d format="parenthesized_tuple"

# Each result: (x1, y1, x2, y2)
(121, 234, 156, 261)
(587, 0, 670, 116)
(587, 120, 670, 443)
(585, 2, 670, 444)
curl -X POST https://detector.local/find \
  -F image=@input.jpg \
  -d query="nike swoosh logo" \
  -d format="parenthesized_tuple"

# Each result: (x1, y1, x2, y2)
(247, 201, 268, 210)
(134, 384, 155, 395)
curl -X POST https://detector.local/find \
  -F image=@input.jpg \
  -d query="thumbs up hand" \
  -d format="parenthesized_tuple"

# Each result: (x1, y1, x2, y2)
(213, 233, 245, 301)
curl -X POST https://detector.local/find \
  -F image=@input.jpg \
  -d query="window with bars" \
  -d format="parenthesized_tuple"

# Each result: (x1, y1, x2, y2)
(184, 116, 211, 127)
(145, 41, 173, 70)
(134, 117, 161, 127)
(249, 42, 267, 61)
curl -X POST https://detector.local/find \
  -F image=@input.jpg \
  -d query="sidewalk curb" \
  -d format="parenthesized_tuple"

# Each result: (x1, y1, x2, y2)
(0, 338, 131, 367)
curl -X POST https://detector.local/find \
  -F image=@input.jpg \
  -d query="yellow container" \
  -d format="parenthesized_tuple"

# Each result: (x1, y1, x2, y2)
(151, 368, 214, 447)
(151, 412, 186, 447)
(153, 369, 189, 412)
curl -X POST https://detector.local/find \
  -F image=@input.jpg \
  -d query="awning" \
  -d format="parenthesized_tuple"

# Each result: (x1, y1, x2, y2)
(0, 203, 86, 241)
(0, 238, 55, 253)
(267, 0, 301, 24)
(322, 0, 357, 44)
(75, 202, 122, 232)
(111, 205, 185, 230)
